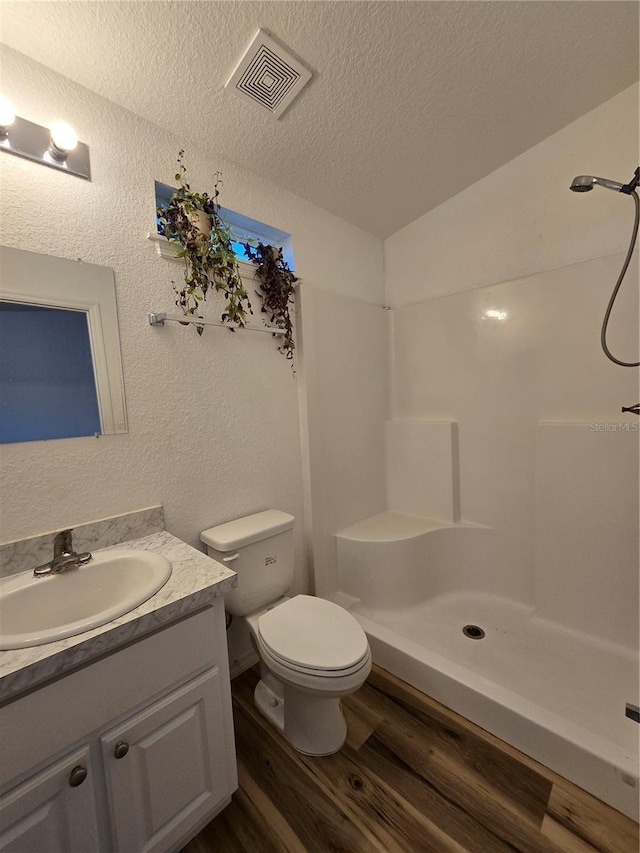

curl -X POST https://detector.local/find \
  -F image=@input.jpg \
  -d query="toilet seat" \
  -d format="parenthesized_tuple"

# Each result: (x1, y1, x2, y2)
(261, 642, 370, 679)
(257, 595, 370, 677)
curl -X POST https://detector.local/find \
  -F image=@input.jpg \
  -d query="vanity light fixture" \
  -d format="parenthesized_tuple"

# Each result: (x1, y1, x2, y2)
(0, 97, 91, 180)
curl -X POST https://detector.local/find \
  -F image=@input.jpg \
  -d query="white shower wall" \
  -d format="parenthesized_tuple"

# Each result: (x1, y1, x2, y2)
(384, 83, 639, 650)
(390, 253, 638, 647)
(299, 285, 389, 598)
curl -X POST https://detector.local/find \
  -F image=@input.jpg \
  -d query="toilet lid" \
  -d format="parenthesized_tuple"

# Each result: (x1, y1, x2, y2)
(258, 595, 369, 672)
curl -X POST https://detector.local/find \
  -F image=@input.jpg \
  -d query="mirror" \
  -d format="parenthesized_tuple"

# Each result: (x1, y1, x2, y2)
(0, 246, 128, 443)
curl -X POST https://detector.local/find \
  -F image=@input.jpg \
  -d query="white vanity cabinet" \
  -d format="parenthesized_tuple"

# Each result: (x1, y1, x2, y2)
(101, 669, 230, 853)
(0, 598, 237, 853)
(0, 745, 100, 852)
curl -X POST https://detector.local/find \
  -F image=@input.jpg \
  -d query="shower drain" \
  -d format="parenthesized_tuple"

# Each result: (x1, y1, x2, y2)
(462, 624, 485, 640)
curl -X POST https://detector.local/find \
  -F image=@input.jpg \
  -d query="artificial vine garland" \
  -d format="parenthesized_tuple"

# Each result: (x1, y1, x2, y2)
(157, 151, 251, 335)
(158, 151, 298, 359)
(243, 242, 298, 359)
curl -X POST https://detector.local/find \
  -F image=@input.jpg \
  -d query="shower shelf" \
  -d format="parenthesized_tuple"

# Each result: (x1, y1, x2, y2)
(336, 511, 485, 543)
(334, 511, 493, 616)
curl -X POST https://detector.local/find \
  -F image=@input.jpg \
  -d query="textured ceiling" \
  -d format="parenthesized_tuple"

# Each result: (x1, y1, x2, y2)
(0, 1, 638, 237)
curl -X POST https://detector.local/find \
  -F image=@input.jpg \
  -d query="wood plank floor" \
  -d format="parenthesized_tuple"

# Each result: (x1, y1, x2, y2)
(182, 665, 639, 853)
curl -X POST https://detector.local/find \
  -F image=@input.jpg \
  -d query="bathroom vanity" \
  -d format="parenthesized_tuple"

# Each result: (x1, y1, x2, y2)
(0, 529, 238, 853)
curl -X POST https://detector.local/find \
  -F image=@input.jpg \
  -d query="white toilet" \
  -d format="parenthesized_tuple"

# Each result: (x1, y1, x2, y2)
(201, 510, 372, 755)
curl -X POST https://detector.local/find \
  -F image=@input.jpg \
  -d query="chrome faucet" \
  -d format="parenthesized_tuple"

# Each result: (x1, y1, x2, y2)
(33, 530, 92, 577)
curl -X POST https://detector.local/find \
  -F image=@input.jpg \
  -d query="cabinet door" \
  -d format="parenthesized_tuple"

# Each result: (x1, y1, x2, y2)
(0, 746, 101, 853)
(101, 667, 233, 853)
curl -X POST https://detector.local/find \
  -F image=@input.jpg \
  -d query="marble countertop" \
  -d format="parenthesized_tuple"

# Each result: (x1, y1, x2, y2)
(0, 530, 236, 702)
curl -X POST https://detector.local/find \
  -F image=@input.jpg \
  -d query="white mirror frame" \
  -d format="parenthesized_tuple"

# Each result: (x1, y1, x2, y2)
(0, 245, 127, 435)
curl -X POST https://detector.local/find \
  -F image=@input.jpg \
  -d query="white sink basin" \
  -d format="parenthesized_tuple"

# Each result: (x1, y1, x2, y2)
(0, 550, 172, 650)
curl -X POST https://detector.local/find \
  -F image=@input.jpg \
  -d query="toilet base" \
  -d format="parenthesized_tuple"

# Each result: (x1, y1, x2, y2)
(254, 672, 347, 756)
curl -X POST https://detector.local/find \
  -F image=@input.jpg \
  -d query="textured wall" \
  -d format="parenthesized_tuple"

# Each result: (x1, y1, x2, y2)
(0, 42, 383, 617)
(2, 2, 638, 238)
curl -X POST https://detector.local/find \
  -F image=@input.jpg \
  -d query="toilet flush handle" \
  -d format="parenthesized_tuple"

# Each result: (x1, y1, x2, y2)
(222, 552, 240, 562)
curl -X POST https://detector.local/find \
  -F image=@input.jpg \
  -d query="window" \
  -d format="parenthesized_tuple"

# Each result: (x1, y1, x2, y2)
(154, 181, 295, 269)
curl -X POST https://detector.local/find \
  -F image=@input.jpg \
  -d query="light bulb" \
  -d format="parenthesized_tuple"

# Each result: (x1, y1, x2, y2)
(0, 96, 16, 134)
(50, 120, 78, 153)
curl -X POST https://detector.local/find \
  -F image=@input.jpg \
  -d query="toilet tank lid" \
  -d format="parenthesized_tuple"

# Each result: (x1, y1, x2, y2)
(201, 510, 295, 551)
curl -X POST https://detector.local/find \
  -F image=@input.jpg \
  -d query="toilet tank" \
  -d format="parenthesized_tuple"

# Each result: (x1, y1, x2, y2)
(201, 510, 295, 616)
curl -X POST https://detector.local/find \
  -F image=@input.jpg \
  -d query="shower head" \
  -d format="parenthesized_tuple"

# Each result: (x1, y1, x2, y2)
(570, 175, 624, 193)
(570, 176, 594, 192)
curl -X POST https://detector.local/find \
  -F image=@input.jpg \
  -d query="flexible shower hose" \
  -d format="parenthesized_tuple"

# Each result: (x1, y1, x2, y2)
(601, 190, 639, 368)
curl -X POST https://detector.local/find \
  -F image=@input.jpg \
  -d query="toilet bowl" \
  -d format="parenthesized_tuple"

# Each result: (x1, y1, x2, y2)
(200, 511, 371, 756)
(246, 595, 372, 755)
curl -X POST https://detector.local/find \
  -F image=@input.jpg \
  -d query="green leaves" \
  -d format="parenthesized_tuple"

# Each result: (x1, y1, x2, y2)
(157, 152, 252, 332)
(158, 153, 297, 366)
(244, 242, 298, 359)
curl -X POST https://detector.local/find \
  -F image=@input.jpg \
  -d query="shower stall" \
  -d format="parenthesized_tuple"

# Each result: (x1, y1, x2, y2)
(332, 249, 639, 819)
(302, 150, 640, 820)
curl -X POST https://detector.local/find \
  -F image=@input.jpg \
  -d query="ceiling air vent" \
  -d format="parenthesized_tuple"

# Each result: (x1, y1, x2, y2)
(225, 29, 312, 119)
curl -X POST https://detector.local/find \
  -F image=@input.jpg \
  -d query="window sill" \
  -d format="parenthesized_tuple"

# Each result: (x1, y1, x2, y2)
(147, 233, 257, 279)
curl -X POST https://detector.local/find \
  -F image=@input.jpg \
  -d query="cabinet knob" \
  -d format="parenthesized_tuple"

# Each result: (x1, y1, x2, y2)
(69, 765, 87, 787)
(114, 741, 129, 759)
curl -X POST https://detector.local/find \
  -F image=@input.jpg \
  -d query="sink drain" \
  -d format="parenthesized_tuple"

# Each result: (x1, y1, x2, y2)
(462, 624, 485, 640)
